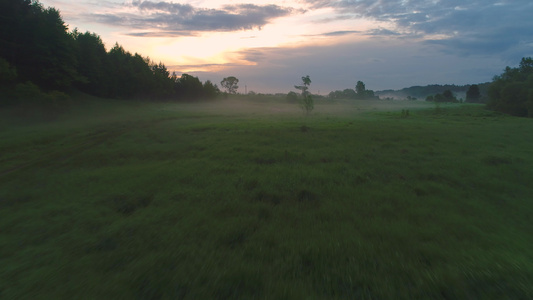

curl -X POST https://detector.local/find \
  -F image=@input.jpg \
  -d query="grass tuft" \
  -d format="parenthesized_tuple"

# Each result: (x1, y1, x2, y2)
(110, 194, 154, 215)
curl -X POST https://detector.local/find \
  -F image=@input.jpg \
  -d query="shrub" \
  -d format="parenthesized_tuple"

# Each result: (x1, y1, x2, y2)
(300, 95, 314, 115)
(287, 91, 298, 102)
(15, 82, 44, 104)
(0, 58, 17, 83)
(10, 81, 71, 116)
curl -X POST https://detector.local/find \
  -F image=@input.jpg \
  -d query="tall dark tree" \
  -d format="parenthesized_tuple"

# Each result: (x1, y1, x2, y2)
(466, 84, 481, 103)
(202, 80, 220, 99)
(73, 30, 110, 96)
(1, 0, 222, 104)
(176, 74, 204, 100)
(355, 81, 366, 99)
(106, 44, 159, 98)
(150, 61, 174, 98)
(0, 0, 38, 68)
(35, 7, 79, 89)
(0, 0, 79, 89)
(107, 44, 135, 97)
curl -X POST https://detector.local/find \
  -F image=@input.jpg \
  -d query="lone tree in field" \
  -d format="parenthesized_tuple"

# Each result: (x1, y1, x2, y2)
(220, 76, 239, 94)
(295, 75, 313, 115)
(355, 81, 366, 99)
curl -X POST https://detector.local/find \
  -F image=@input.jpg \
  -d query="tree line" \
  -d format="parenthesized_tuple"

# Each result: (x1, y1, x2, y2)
(423, 85, 485, 103)
(2, 2, 530, 117)
(327, 81, 379, 100)
(0, 0, 227, 107)
(487, 57, 533, 117)
(422, 57, 533, 117)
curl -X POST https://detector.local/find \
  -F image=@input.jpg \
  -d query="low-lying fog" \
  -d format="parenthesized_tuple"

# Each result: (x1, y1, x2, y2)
(158, 97, 434, 119)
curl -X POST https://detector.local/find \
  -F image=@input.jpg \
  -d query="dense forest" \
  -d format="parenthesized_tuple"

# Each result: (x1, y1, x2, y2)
(0, 0, 219, 107)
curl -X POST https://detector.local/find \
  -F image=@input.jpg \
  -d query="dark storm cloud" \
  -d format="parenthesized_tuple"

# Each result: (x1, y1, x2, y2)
(304, 0, 533, 61)
(87, 1, 294, 36)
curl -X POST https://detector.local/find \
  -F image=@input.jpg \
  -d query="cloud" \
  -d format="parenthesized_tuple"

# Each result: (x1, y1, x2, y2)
(365, 28, 400, 36)
(44, 0, 530, 93)
(125, 31, 196, 37)
(303, 0, 533, 61)
(302, 30, 361, 38)
(85, 1, 295, 36)
(322, 30, 360, 36)
(188, 37, 503, 94)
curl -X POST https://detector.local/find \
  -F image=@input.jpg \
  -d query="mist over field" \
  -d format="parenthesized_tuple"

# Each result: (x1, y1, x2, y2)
(2, 95, 533, 298)
(2, 0, 533, 299)
(157, 97, 428, 117)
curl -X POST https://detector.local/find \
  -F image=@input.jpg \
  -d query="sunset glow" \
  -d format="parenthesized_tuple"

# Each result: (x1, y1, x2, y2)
(40, 0, 533, 93)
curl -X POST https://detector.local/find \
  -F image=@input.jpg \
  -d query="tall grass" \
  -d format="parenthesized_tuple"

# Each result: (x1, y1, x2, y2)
(1, 99, 532, 299)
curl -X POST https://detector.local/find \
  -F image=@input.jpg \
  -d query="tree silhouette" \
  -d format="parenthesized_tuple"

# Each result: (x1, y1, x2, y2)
(221, 76, 239, 94)
(1, 1, 79, 89)
(466, 85, 481, 103)
(343, 89, 356, 99)
(0, 0, 222, 104)
(355, 81, 366, 99)
(202, 80, 220, 99)
(443, 90, 454, 100)
(73, 30, 110, 96)
(176, 74, 204, 100)
(295, 75, 311, 97)
(295, 75, 313, 115)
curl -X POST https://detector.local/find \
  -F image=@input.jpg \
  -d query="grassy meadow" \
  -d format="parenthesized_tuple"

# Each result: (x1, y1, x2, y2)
(1, 97, 532, 299)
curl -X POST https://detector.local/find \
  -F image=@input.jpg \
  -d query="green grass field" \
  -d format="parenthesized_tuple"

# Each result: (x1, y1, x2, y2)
(1, 97, 532, 299)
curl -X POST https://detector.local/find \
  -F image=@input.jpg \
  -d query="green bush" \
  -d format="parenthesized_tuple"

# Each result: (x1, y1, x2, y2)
(0, 58, 17, 83)
(15, 81, 44, 104)
(10, 81, 71, 116)
(286, 91, 298, 102)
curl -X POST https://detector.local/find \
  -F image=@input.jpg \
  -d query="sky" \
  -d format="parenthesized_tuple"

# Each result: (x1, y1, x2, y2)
(41, 0, 533, 94)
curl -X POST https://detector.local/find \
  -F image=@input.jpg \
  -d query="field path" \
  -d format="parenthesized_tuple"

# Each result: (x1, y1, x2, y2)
(0, 116, 180, 178)
(0, 128, 127, 177)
